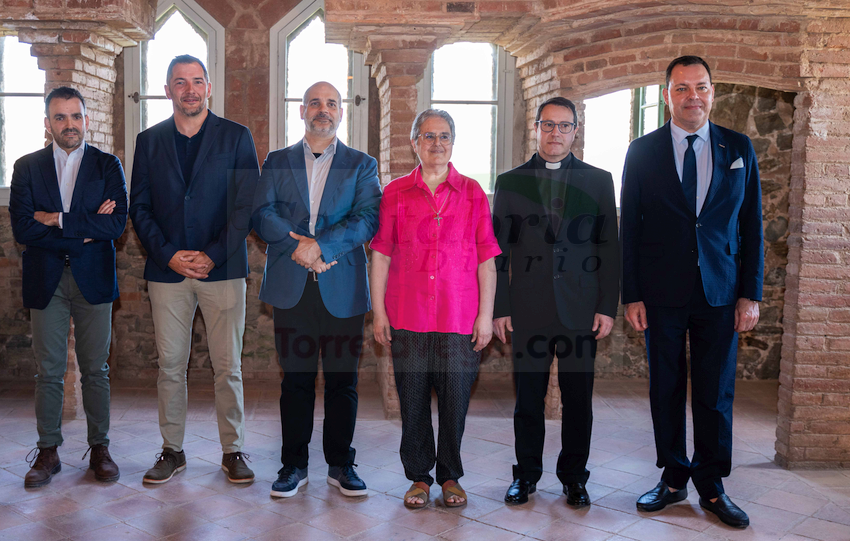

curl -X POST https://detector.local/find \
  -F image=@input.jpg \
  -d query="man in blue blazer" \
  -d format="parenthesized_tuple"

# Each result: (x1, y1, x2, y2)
(10, 86, 125, 487)
(620, 56, 763, 528)
(253, 81, 381, 499)
(130, 55, 259, 485)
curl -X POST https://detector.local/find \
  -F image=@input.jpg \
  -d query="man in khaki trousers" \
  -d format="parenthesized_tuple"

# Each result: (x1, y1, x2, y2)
(129, 54, 260, 484)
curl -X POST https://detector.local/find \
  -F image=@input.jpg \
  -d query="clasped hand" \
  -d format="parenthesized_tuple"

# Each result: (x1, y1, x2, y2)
(290, 232, 336, 273)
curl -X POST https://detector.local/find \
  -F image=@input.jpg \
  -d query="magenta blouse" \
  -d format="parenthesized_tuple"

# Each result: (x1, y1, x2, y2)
(370, 163, 501, 335)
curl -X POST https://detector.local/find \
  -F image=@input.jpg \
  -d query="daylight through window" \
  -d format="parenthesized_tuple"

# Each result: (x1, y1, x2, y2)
(0, 36, 45, 189)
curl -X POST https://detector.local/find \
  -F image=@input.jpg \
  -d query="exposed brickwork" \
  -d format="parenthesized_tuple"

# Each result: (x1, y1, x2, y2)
(1, 1, 849, 466)
(18, 29, 123, 153)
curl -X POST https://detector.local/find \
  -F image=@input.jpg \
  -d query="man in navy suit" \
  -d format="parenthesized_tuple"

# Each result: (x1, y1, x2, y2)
(10, 86, 125, 487)
(253, 81, 381, 498)
(620, 56, 763, 528)
(130, 55, 259, 485)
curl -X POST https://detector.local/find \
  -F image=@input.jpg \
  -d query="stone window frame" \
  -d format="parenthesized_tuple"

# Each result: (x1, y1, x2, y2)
(269, 0, 370, 152)
(416, 44, 516, 194)
(123, 0, 225, 183)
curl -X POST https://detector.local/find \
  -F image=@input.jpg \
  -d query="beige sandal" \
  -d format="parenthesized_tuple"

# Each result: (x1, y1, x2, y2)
(442, 482, 468, 508)
(404, 483, 429, 509)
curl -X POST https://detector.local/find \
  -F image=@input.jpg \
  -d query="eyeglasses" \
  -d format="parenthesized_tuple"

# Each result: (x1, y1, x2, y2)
(419, 132, 453, 145)
(535, 120, 577, 134)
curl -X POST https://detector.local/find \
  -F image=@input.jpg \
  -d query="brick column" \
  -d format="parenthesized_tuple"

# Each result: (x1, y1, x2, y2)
(18, 28, 122, 154)
(16, 28, 123, 419)
(63, 321, 85, 420)
(775, 76, 850, 468)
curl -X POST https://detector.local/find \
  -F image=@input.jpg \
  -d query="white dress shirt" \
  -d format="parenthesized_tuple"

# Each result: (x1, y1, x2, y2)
(53, 141, 86, 229)
(302, 137, 337, 236)
(670, 121, 712, 216)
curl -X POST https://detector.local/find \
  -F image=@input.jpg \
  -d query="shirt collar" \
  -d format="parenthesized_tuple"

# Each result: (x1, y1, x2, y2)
(410, 162, 462, 192)
(670, 121, 710, 146)
(303, 137, 338, 157)
(173, 112, 210, 140)
(52, 141, 86, 161)
(534, 152, 572, 170)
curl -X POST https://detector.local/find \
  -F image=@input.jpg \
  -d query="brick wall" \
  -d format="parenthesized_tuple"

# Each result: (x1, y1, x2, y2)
(1, 0, 849, 465)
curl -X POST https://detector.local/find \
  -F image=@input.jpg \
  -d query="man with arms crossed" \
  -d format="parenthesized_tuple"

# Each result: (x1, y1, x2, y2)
(10, 86, 125, 486)
(253, 81, 381, 498)
(130, 55, 260, 484)
(493, 97, 620, 507)
(620, 55, 763, 528)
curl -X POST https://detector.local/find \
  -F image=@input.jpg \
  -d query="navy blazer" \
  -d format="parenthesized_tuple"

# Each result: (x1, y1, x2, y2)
(129, 112, 259, 283)
(9, 144, 127, 310)
(252, 140, 381, 318)
(620, 121, 764, 308)
(493, 155, 620, 330)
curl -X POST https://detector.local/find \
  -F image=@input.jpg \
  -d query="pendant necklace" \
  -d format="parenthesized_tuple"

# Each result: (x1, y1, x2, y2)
(425, 191, 451, 225)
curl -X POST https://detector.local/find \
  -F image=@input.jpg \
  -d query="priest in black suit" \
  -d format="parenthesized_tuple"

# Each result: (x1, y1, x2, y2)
(493, 97, 619, 506)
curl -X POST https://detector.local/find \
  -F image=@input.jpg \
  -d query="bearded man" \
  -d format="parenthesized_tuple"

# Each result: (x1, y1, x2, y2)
(129, 55, 260, 485)
(252, 81, 381, 498)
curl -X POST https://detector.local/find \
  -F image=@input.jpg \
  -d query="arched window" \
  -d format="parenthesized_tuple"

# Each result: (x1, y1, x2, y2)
(0, 36, 45, 204)
(270, 0, 369, 151)
(418, 42, 516, 192)
(124, 0, 224, 176)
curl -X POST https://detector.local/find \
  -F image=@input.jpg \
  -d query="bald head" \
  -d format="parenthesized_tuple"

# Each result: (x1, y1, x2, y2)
(300, 81, 343, 140)
(303, 81, 341, 105)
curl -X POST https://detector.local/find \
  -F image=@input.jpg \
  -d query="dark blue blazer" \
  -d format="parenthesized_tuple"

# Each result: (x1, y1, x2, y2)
(9, 144, 127, 310)
(252, 140, 381, 318)
(129, 112, 259, 283)
(620, 121, 764, 308)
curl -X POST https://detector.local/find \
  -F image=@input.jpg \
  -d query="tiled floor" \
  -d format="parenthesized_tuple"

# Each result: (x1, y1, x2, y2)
(1, 379, 849, 540)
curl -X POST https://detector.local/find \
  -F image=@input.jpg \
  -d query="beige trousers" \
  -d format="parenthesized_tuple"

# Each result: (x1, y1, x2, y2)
(148, 278, 246, 453)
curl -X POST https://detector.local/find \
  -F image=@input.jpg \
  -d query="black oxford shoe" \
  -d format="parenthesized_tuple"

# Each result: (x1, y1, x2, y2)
(563, 482, 591, 506)
(700, 494, 749, 528)
(636, 481, 688, 512)
(504, 479, 536, 504)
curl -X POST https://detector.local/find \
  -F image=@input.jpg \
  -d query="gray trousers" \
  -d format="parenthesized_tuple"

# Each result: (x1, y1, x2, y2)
(148, 278, 246, 453)
(391, 329, 480, 486)
(31, 267, 112, 448)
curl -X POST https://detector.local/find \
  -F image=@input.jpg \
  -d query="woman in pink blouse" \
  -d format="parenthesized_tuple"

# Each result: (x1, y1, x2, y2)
(370, 109, 500, 509)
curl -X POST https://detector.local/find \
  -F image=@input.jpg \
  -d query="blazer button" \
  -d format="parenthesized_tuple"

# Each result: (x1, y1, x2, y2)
(696, 223, 701, 228)
(185, 195, 190, 200)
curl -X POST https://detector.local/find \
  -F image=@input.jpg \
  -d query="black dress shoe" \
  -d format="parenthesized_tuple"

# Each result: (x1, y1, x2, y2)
(563, 482, 591, 506)
(700, 494, 749, 528)
(636, 481, 688, 511)
(504, 479, 536, 504)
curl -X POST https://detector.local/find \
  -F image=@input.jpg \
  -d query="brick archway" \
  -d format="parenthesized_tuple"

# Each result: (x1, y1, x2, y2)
(326, 1, 850, 468)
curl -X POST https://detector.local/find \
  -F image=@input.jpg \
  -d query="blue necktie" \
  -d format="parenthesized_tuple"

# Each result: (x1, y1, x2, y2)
(682, 134, 698, 215)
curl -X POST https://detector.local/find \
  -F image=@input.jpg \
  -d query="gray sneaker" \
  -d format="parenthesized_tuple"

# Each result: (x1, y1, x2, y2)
(222, 452, 254, 484)
(143, 449, 186, 484)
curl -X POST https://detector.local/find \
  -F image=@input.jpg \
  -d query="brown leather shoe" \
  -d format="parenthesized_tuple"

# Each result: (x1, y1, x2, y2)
(24, 445, 61, 488)
(87, 444, 120, 482)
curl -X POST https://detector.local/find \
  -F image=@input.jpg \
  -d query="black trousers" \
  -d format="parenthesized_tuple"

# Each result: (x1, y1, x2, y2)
(644, 270, 737, 500)
(511, 322, 596, 485)
(391, 329, 479, 486)
(273, 277, 364, 469)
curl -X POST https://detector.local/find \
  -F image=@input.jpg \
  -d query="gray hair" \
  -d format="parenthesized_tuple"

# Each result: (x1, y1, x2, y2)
(410, 109, 456, 143)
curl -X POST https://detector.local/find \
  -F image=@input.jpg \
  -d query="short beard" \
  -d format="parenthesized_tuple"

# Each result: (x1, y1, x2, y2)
(53, 130, 83, 151)
(176, 101, 205, 117)
(307, 117, 338, 138)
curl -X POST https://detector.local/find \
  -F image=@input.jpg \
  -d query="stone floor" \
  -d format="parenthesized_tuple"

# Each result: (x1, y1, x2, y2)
(0, 379, 849, 540)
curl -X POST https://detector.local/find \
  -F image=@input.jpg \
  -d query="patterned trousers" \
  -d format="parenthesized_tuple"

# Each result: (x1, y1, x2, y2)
(391, 329, 480, 486)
